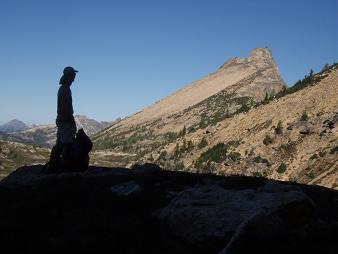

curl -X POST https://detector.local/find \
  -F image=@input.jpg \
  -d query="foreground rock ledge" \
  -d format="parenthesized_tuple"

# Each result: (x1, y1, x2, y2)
(0, 164, 337, 254)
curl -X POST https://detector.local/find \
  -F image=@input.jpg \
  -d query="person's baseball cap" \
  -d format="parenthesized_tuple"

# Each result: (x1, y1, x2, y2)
(63, 66, 78, 75)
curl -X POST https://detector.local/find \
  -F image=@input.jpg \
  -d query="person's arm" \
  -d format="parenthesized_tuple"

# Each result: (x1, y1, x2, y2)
(59, 86, 75, 123)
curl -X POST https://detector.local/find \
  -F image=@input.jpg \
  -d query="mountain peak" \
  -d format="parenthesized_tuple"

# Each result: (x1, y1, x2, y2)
(0, 119, 28, 133)
(8, 119, 25, 125)
(101, 47, 285, 129)
(249, 47, 273, 60)
(74, 115, 112, 136)
(218, 47, 274, 70)
(75, 115, 89, 120)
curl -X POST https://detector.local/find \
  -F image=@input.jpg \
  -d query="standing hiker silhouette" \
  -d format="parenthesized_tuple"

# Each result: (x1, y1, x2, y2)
(47, 66, 78, 172)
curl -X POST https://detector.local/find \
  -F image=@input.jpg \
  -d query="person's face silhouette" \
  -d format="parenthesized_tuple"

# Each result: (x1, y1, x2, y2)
(66, 73, 76, 85)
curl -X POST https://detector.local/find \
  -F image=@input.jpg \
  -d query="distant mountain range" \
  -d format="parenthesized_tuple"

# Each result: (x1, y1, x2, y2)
(0, 115, 113, 177)
(0, 115, 113, 148)
(0, 119, 29, 133)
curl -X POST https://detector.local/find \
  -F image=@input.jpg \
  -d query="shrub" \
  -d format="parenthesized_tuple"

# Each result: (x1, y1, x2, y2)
(309, 154, 318, 160)
(264, 92, 269, 102)
(254, 156, 271, 166)
(148, 154, 154, 162)
(179, 126, 187, 136)
(174, 161, 185, 170)
(7, 150, 17, 160)
(308, 172, 315, 179)
(236, 102, 250, 114)
(301, 111, 309, 121)
(227, 140, 241, 148)
(172, 140, 195, 158)
(279, 142, 297, 155)
(309, 69, 314, 77)
(159, 150, 167, 160)
(173, 143, 180, 159)
(164, 132, 178, 143)
(322, 63, 330, 72)
(195, 143, 228, 167)
(319, 151, 326, 157)
(330, 146, 338, 154)
(273, 65, 332, 101)
(253, 172, 262, 177)
(277, 163, 287, 173)
(163, 127, 188, 143)
(93, 139, 114, 150)
(229, 152, 241, 161)
(275, 121, 283, 135)
(186, 140, 194, 152)
(263, 134, 273, 145)
(198, 137, 208, 149)
(187, 126, 195, 133)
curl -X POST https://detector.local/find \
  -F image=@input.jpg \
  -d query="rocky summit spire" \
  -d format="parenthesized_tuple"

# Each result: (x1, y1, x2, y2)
(215, 47, 286, 101)
(249, 47, 273, 60)
(248, 47, 279, 70)
(219, 47, 275, 70)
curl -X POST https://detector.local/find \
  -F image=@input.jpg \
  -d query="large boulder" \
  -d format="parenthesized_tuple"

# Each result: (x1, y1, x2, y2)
(131, 163, 161, 174)
(154, 182, 314, 246)
(0, 165, 131, 189)
(0, 165, 337, 254)
(110, 181, 141, 197)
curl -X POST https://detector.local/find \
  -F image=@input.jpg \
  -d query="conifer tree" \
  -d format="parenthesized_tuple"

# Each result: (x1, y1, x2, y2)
(309, 69, 314, 77)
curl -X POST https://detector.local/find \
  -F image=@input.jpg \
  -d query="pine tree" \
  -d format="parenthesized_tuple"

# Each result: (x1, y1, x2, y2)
(182, 125, 186, 136)
(275, 120, 283, 134)
(322, 63, 329, 72)
(309, 69, 314, 77)
(264, 92, 269, 101)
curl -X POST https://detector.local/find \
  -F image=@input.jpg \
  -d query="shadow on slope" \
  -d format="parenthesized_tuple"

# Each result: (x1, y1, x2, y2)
(0, 164, 337, 254)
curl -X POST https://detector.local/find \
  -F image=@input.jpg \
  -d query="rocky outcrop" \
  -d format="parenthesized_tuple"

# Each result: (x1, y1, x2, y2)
(110, 181, 141, 197)
(219, 48, 285, 101)
(154, 183, 314, 245)
(0, 164, 337, 253)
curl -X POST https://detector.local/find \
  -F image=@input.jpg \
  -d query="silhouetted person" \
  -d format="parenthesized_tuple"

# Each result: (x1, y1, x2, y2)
(47, 66, 78, 172)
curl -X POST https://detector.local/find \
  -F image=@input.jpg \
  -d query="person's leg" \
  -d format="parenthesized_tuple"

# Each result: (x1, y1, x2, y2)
(50, 121, 76, 171)
(61, 122, 76, 169)
(47, 143, 64, 172)
(45, 122, 64, 173)
(61, 143, 72, 168)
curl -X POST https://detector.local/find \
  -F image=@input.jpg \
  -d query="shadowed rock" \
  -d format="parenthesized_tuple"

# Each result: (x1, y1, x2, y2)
(0, 164, 337, 254)
(154, 183, 314, 245)
(110, 181, 141, 197)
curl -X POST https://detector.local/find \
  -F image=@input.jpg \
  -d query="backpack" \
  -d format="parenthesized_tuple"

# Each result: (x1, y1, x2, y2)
(69, 128, 93, 172)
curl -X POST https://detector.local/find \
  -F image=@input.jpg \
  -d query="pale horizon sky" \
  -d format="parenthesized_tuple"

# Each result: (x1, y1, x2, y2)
(1, 0, 337, 125)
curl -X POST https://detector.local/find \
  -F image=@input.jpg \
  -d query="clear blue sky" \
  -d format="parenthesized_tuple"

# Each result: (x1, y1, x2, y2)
(0, 0, 337, 125)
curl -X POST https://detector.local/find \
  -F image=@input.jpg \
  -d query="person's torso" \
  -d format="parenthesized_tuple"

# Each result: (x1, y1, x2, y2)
(56, 84, 74, 124)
